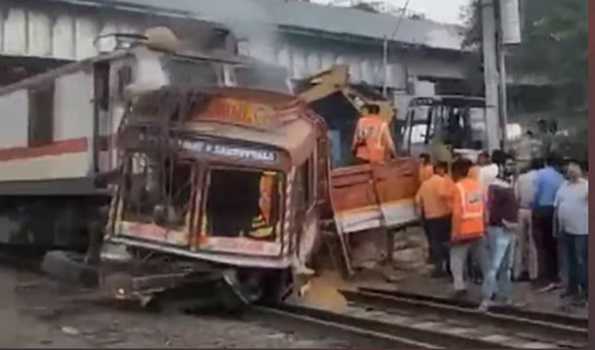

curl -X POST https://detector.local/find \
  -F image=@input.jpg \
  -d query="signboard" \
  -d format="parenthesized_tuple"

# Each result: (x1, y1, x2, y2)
(500, 0, 522, 45)
(192, 97, 278, 128)
(180, 139, 278, 164)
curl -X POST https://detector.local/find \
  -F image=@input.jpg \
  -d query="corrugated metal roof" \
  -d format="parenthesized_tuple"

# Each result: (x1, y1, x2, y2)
(44, 0, 465, 51)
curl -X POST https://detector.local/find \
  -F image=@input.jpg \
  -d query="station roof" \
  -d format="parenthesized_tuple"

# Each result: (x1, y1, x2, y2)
(45, 0, 465, 52)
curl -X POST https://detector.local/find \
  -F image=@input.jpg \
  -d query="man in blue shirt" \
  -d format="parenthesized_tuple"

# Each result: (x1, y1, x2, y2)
(532, 155, 564, 291)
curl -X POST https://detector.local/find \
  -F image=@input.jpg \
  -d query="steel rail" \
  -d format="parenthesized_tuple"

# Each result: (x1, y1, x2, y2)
(345, 288, 587, 348)
(358, 286, 588, 329)
(254, 303, 513, 349)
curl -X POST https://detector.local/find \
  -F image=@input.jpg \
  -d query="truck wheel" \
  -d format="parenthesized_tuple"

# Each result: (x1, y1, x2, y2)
(261, 269, 293, 305)
(41, 250, 99, 288)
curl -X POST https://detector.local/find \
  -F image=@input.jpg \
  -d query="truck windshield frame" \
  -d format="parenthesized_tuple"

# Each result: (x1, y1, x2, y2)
(200, 166, 285, 243)
(406, 103, 488, 151)
(120, 152, 196, 231)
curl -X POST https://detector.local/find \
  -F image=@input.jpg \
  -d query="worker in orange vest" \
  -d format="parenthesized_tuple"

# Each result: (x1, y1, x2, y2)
(449, 158, 488, 297)
(352, 104, 397, 164)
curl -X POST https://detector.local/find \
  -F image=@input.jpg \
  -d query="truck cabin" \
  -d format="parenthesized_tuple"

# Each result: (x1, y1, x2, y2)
(109, 87, 321, 266)
(401, 96, 488, 158)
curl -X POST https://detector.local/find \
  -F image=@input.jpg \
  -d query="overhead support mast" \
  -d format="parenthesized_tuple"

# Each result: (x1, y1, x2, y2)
(482, 0, 521, 151)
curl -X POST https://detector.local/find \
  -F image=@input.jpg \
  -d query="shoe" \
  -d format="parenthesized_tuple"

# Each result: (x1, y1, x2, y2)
(478, 300, 491, 312)
(501, 299, 526, 308)
(430, 269, 448, 279)
(294, 265, 315, 277)
(453, 290, 468, 299)
(538, 282, 559, 293)
(570, 296, 587, 307)
(560, 290, 578, 300)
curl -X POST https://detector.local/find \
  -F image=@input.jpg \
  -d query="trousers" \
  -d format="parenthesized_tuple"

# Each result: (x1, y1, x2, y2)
(557, 231, 569, 287)
(564, 232, 588, 297)
(512, 209, 538, 280)
(532, 206, 558, 283)
(482, 226, 513, 301)
(426, 216, 452, 271)
(450, 237, 487, 291)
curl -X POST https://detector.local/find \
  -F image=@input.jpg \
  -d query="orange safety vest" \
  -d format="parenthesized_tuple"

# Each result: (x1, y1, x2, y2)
(353, 114, 395, 164)
(451, 177, 484, 243)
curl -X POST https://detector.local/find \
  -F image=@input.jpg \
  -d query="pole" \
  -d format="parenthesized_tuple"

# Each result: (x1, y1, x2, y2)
(481, 0, 501, 152)
(497, 31, 509, 149)
(383, 0, 410, 99)
(382, 36, 388, 97)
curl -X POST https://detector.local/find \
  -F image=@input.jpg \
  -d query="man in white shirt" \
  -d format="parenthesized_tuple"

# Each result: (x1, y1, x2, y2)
(512, 159, 543, 281)
(477, 152, 500, 203)
(555, 162, 588, 306)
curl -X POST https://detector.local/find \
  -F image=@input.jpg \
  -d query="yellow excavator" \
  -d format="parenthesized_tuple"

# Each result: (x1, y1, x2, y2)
(295, 65, 419, 276)
(294, 64, 398, 168)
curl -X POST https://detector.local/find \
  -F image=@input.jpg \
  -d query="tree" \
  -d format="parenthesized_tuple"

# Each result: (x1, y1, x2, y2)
(461, 0, 588, 108)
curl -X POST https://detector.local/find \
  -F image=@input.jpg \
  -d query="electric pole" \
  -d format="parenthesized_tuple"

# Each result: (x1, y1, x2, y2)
(483, 0, 521, 151)
(481, 0, 501, 152)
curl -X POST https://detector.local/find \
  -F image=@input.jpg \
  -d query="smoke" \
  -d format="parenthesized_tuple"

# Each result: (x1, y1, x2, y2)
(191, 0, 290, 92)
(174, 0, 281, 53)
(121, 0, 291, 91)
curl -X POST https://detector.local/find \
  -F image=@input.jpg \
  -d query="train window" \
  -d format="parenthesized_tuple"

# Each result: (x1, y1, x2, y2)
(203, 169, 281, 241)
(117, 65, 132, 98)
(161, 57, 220, 87)
(28, 82, 55, 147)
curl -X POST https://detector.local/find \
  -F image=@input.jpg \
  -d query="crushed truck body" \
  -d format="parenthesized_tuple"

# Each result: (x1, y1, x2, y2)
(0, 27, 323, 308)
(103, 86, 330, 307)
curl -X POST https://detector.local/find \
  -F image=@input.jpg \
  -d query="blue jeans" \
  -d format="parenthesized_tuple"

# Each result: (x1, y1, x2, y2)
(564, 233, 588, 297)
(482, 226, 513, 301)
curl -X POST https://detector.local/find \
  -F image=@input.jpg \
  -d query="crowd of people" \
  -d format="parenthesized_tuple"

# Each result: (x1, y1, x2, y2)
(415, 149, 588, 311)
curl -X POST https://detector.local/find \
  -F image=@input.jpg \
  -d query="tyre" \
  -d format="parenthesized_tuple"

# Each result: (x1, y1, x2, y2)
(41, 250, 99, 288)
(261, 269, 293, 305)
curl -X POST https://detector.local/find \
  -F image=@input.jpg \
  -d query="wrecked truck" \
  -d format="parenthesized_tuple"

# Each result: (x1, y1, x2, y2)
(102, 86, 330, 306)
(0, 28, 321, 307)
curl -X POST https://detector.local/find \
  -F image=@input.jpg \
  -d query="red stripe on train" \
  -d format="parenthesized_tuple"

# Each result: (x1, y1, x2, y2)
(0, 138, 89, 162)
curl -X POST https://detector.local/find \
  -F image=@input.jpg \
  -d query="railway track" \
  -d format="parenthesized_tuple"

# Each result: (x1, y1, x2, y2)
(0, 249, 587, 349)
(358, 286, 588, 329)
(251, 288, 588, 349)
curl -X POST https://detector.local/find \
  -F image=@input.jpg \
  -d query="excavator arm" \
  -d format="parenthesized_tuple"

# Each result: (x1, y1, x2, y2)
(296, 65, 397, 123)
